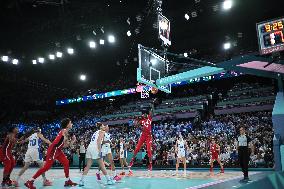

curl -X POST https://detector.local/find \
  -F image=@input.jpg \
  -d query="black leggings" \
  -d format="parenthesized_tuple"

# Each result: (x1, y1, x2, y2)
(238, 148, 249, 178)
(79, 153, 86, 171)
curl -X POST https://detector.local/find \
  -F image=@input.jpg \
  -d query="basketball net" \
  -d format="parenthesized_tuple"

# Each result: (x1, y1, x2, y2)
(136, 83, 150, 99)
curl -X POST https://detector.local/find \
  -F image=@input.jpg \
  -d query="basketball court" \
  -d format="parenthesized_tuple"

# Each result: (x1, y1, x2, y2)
(0, 168, 272, 189)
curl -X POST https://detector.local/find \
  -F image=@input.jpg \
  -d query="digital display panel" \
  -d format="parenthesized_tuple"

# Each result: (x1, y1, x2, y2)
(56, 71, 241, 106)
(158, 13, 171, 46)
(257, 17, 284, 55)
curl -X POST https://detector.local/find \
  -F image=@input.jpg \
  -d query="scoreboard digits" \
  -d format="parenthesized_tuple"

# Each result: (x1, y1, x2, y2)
(257, 18, 284, 55)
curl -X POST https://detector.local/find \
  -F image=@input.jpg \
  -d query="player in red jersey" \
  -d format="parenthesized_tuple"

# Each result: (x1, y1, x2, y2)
(209, 137, 224, 175)
(0, 127, 22, 187)
(25, 118, 78, 189)
(129, 99, 156, 171)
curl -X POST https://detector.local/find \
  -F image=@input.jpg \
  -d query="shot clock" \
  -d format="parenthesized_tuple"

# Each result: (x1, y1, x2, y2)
(257, 17, 284, 55)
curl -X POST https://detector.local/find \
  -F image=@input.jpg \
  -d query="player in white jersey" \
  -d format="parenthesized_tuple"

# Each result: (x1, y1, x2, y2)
(79, 123, 115, 186)
(97, 126, 121, 182)
(175, 134, 188, 177)
(14, 128, 52, 187)
(119, 138, 132, 175)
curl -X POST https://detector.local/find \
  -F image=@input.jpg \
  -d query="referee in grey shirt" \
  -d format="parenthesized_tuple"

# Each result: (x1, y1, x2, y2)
(237, 127, 251, 182)
(78, 141, 86, 172)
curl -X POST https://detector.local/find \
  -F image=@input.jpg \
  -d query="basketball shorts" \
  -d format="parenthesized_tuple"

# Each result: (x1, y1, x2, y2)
(119, 150, 127, 159)
(101, 147, 111, 157)
(86, 145, 101, 160)
(24, 148, 43, 163)
(177, 150, 186, 158)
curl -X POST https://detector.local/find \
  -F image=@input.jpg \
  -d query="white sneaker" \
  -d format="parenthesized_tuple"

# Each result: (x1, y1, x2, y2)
(111, 178, 116, 184)
(79, 180, 84, 187)
(107, 179, 115, 185)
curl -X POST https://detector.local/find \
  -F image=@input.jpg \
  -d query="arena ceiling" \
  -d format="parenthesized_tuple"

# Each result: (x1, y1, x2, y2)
(0, 0, 282, 92)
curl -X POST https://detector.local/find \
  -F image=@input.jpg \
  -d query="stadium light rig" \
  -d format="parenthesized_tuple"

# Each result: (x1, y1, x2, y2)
(1, 56, 8, 62)
(67, 48, 74, 54)
(80, 74, 86, 81)
(38, 57, 45, 63)
(185, 14, 190, 20)
(223, 0, 233, 10)
(56, 52, 63, 58)
(12, 59, 18, 65)
(32, 60, 37, 65)
(223, 42, 231, 50)
(99, 39, 105, 45)
(49, 54, 55, 60)
(89, 41, 96, 48)
(108, 35, 115, 43)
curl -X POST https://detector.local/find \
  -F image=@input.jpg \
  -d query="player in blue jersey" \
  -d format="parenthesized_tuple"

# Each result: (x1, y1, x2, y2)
(14, 128, 52, 187)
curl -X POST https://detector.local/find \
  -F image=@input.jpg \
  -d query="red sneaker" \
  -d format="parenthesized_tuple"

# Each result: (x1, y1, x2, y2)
(220, 168, 224, 173)
(113, 175, 122, 182)
(64, 179, 77, 187)
(25, 180, 36, 189)
(129, 161, 134, 168)
(43, 179, 53, 186)
(2, 180, 12, 187)
(6, 179, 13, 186)
(127, 170, 133, 176)
(12, 180, 19, 187)
(120, 172, 126, 176)
(148, 163, 152, 171)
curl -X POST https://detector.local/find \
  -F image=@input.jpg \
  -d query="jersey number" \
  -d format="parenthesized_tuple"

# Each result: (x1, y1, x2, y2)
(29, 139, 37, 146)
(91, 135, 96, 142)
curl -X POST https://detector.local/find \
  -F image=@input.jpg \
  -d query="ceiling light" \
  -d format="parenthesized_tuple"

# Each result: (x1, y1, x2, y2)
(185, 14, 190, 20)
(32, 60, 37, 64)
(223, 42, 231, 50)
(12, 59, 18, 65)
(80, 74, 86, 81)
(99, 39, 105, 45)
(223, 0, 233, 10)
(89, 41, 96, 48)
(127, 30, 132, 36)
(67, 48, 74, 54)
(1, 56, 8, 62)
(56, 52, 63, 58)
(38, 57, 45, 63)
(49, 54, 55, 60)
(108, 35, 115, 43)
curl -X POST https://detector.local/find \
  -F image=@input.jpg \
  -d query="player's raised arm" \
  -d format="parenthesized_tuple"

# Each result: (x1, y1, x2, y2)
(38, 133, 51, 145)
(149, 99, 156, 117)
(17, 133, 30, 144)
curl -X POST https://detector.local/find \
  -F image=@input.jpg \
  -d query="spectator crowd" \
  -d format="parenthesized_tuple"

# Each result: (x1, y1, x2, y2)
(0, 111, 273, 168)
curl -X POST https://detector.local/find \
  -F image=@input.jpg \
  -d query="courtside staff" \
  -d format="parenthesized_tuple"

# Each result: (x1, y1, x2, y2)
(237, 127, 251, 182)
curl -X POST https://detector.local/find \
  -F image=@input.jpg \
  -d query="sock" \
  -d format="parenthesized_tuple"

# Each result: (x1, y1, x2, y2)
(105, 175, 110, 181)
(66, 177, 70, 181)
(42, 176, 47, 181)
(113, 170, 117, 176)
(81, 175, 85, 181)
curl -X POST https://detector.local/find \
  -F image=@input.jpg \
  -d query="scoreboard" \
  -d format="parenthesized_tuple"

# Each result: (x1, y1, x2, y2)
(257, 17, 284, 55)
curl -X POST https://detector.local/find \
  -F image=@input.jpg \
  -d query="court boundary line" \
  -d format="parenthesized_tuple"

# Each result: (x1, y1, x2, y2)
(186, 172, 260, 189)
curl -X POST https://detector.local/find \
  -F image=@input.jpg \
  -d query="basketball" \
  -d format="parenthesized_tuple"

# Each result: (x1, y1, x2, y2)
(151, 87, 159, 94)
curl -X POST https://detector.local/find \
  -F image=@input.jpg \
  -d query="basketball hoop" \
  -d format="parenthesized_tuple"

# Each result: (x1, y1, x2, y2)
(136, 83, 150, 98)
(141, 88, 150, 99)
